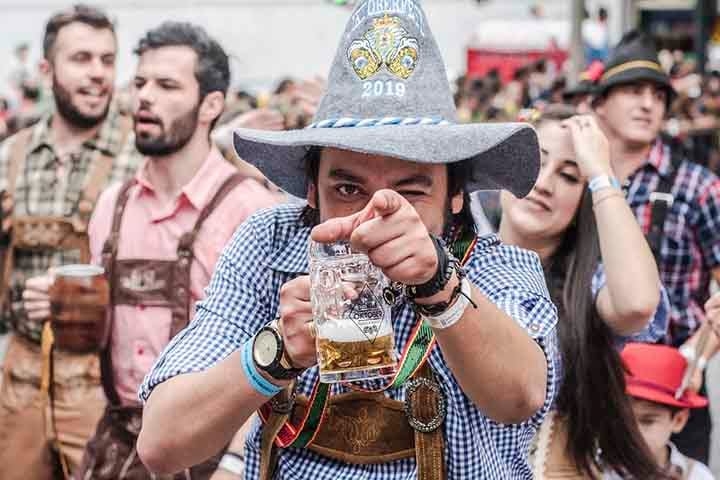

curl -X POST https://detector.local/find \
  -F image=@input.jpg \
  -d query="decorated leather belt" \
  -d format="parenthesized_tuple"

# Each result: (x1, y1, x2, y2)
(290, 384, 446, 465)
(12, 216, 88, 251)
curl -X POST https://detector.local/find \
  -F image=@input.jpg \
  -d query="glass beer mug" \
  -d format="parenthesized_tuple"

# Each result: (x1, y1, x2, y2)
(49, 264, 110, 352)
(309, 240, 398, 383)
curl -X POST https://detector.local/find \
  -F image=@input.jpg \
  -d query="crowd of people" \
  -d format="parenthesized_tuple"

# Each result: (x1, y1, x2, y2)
(1, 1, 720, 480)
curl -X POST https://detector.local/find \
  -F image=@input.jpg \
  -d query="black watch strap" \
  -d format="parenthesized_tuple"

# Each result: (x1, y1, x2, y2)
(255, 323, 305, 381)
(406, 234, 455, 300)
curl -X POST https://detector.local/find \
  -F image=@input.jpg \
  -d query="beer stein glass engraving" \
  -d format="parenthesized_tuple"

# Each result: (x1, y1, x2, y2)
(309, 240, 398, 383)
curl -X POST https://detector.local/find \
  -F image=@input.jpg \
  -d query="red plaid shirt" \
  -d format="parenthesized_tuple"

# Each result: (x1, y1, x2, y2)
(625, 140, 720, 345)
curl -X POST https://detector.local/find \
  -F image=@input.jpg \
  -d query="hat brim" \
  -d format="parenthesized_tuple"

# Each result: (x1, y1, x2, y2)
(233, 123, 539, 199)
(563, 83, 594, 100)
(627, 383, 709, 409)
(595, 67, 676, 100)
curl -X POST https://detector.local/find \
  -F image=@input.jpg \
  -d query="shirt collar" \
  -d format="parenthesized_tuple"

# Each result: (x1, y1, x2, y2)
(181, 148, 235, 210)
(26, 103, 127, 158)
(134, 147, 234, 210)
(266, 221, 311, 274)
(25, 115, 52, 154)
(668, 442, 689, 474)
(89, 104, 128, 157)
(644, 139, 673, 178)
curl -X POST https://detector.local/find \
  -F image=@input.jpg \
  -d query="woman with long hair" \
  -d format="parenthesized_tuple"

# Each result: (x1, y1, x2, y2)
(499, 105, 670, 478)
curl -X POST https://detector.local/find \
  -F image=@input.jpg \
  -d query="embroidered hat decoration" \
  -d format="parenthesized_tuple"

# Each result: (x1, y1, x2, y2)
(232, 0, 541, 199)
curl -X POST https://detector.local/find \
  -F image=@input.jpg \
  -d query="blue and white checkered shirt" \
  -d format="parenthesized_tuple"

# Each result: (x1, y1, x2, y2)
(140, 203, 561, 479)
(591, 263, 670, 348)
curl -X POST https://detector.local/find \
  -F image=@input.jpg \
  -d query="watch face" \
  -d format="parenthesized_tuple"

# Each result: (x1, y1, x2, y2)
(253, 330, 279, 368)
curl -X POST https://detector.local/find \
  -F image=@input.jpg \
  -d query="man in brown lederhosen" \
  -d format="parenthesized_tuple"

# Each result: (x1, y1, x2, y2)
(0, 5, 141, 479)
(27, 21, 283, 480)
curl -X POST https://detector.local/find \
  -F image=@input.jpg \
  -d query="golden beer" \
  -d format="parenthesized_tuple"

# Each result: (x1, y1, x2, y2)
(309, 241, 398, 383)
(317, 334, 396, 373)
(49, 264, 110, 352)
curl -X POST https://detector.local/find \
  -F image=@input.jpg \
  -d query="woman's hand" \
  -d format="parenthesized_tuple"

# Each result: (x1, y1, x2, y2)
(563, 114, 613, 180)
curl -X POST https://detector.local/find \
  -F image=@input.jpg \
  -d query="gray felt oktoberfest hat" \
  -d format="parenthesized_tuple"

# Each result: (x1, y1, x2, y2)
(233, 0, 540, 199)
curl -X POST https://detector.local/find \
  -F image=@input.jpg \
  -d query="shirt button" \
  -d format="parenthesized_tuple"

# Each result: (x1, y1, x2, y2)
(530, 324, 540, 332)
(137, 347, 144, 355)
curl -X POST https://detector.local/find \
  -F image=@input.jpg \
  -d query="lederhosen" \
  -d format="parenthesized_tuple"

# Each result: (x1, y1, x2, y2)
(256, 236, 479, 480)
(79, 173, 248, 480)
(0, 119, 130, 475)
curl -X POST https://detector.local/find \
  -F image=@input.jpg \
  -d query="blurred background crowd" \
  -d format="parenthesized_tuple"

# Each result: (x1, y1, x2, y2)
(3, 0, 720, 478)
(4, 0, 720, 171)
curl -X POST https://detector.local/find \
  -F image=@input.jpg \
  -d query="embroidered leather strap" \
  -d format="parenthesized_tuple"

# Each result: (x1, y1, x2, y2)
(172, 173, 249, 337)
(99, 179, 137, 406)
(259, 365, 445, 480)
(258, 231, 478, 479)
(410, 364, 445, 480)
(0, 128, 33, 314)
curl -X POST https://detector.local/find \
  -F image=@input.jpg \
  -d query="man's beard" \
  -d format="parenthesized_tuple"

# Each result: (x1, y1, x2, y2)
(135, 105, 199, 157)
(53, 76, 110, 129)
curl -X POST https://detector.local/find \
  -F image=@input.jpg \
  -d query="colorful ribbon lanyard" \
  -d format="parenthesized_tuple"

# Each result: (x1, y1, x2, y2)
(259, 232, 477, 449)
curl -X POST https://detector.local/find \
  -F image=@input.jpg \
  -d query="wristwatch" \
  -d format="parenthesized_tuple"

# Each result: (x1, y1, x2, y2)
(252, 321, 304, 381)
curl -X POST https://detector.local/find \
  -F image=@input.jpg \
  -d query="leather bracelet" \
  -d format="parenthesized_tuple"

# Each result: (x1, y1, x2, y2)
(406, 234, 454, 300)
(411, 264, 476, 317)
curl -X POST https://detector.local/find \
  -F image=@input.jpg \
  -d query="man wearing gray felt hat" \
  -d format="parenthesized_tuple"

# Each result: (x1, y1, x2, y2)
(138, 1, 561, 479)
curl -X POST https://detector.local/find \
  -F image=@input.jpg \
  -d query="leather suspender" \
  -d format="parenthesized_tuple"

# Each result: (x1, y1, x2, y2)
(0, 129, 34, 313)
(0, 118, 132, 315)
(646, 144, 683, 265)
(100, 172, 250, 405)
(172, 173, 249, 337)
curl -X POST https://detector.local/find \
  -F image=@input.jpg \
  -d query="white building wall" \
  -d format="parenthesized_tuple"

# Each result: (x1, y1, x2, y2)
(0, 0, 588, 93)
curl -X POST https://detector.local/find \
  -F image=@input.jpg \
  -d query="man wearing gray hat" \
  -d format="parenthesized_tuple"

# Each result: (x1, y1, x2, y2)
(137, 1, 560, 479)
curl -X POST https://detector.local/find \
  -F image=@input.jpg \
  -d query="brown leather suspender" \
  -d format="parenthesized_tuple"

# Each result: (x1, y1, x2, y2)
(100, 172, 250, 405)
(0, 118, 132, 316)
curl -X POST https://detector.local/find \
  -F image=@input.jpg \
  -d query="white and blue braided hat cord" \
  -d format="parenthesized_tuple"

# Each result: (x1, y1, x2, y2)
(308, 116, 452, 129)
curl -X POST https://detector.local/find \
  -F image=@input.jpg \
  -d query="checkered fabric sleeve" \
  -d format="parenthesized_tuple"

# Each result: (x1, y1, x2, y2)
(591, 264, 670, 346)
(694, 175, 720, 270)
(464, 238, 560, 426)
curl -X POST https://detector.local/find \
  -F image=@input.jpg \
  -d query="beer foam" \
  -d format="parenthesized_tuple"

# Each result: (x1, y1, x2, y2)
(54, 264, 105, 277)
(317, 315, 393, 343)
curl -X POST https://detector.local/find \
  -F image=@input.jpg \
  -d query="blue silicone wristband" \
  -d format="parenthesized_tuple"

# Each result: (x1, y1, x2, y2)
(241, 340, 282, 397)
